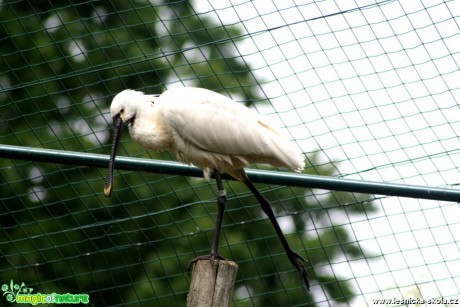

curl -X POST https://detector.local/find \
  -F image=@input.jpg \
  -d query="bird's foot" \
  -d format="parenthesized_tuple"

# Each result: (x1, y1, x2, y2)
(287, 249, 310, 290)
(187, 254, 228, 274)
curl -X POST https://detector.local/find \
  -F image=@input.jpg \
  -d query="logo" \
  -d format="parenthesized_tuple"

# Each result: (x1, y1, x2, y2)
(2, 280, 89, 305)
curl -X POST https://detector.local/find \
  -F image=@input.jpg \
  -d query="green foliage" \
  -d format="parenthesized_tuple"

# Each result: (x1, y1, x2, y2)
(0, 1, 377, 305)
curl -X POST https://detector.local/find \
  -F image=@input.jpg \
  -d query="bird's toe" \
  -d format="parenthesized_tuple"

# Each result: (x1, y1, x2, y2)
(187, 254, 228, 274)
(288, 250, 310, 290)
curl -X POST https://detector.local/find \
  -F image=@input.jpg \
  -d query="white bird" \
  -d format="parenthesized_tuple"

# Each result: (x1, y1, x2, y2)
(103, 87, 309, 289)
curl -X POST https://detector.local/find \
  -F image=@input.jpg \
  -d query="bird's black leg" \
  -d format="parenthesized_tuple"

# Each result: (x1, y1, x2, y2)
(210, 170, 227, 258)
(188, 169, 227, 271)
(244, 179, 310, 289)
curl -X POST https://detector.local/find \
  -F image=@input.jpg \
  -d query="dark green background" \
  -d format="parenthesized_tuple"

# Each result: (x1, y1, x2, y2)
(0, 1, 377, 305)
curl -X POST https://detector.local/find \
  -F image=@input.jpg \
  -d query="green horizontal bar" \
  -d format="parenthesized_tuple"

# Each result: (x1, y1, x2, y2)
(1, 144, 459, 202)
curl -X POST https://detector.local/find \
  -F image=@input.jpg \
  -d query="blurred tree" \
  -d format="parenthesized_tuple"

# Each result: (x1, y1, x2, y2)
(0, 0, 376, 305)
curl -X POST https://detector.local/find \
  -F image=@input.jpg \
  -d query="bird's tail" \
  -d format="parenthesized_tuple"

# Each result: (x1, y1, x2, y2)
(274, 140, 305, 172)
(257, 120, 305, 172)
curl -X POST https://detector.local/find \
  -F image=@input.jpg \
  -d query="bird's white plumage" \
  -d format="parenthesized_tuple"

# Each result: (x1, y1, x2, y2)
(106, 86, 310, 288)
(110, 87, 305, 180)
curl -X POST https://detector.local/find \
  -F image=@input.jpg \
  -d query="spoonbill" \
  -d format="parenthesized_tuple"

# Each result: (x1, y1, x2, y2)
(103, 87, 309, 289)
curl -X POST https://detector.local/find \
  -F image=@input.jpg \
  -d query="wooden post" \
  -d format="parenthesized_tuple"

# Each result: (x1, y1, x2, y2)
(187, 260, 238, 307)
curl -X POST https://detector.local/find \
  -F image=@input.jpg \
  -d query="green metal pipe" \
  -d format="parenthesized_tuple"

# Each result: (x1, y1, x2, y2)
(1, 144, 459, 202)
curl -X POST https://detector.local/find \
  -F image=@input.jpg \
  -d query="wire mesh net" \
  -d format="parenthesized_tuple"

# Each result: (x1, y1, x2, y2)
(1, 0, 459, 305)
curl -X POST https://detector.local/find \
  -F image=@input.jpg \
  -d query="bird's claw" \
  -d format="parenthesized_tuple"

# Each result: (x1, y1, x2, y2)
(288, 250, 310, 290)
(187, 254, 228, 274)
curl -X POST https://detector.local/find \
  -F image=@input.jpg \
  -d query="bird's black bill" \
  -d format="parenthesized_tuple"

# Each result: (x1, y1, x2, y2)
(104, 114, 123, 197)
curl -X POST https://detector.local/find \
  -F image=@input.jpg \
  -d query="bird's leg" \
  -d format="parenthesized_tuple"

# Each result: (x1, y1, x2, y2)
(188, 170, 227, 272)
(210, 170, 226, 258)
(244, 179, 310, 289)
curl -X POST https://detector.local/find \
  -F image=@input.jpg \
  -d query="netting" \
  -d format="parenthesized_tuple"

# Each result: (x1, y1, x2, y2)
(1, 0, 459, 305)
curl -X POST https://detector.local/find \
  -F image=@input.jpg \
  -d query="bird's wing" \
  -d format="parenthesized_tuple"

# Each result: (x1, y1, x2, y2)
(160, 87, 304, 170)
(162, 88, 265, 154)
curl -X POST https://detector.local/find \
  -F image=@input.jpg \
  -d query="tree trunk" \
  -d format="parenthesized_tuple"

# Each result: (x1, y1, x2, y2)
(187, 260, 238, 307)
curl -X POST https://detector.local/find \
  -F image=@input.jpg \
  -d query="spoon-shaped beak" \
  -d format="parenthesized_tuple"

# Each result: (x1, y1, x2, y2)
(104, 114, 123, 197)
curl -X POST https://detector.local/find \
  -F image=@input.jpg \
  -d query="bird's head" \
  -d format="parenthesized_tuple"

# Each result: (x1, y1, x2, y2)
(110, 89, 146, 125)
(103, 89, 154, 197)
